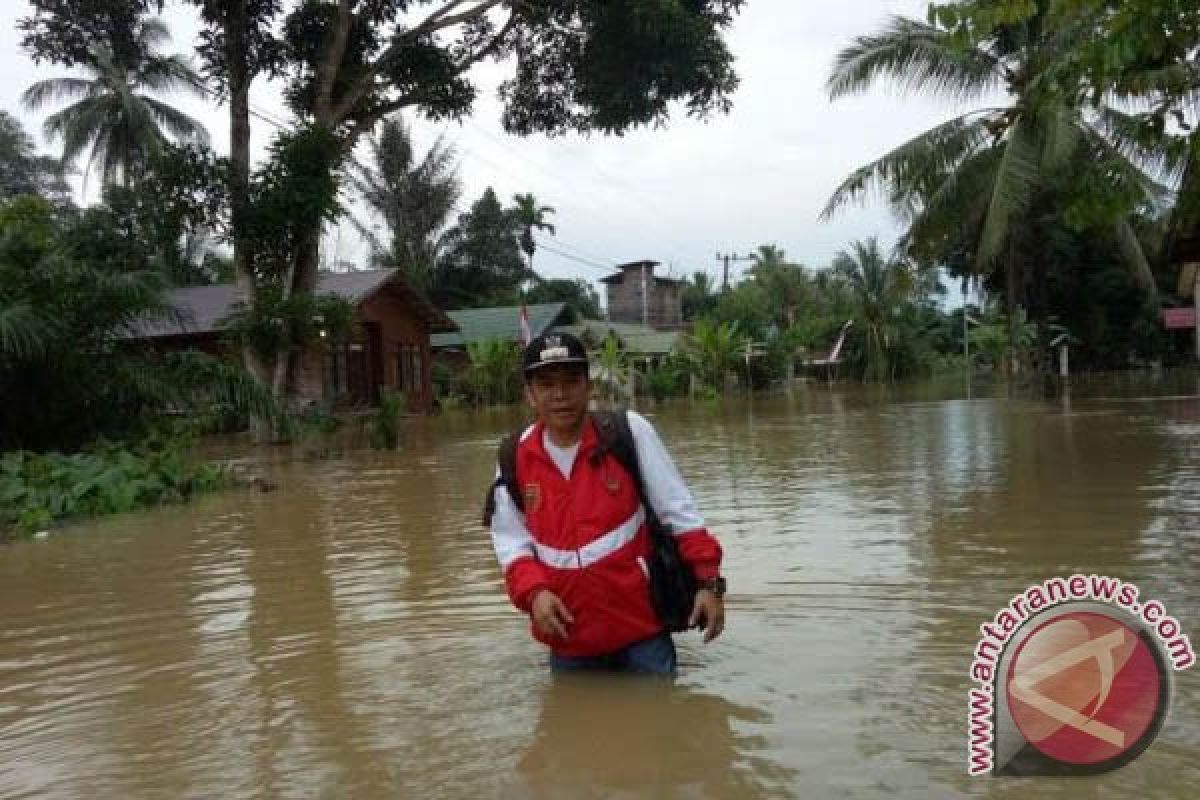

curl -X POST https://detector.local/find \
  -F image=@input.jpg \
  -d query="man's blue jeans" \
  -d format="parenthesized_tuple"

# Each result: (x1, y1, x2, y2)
(549, 632, 677, 676)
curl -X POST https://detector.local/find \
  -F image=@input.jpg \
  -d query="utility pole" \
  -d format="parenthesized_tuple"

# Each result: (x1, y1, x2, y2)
(715, 251, 754, 292)
(641, 262, 649, 327)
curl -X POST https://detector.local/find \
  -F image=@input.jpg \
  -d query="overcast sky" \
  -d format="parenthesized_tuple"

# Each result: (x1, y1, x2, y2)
(0, 0, 962, 292)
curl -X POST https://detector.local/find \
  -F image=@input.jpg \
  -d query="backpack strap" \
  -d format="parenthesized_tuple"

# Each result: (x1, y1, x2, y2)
(481, 430, 521, 527)
(591, 410, 657, 526)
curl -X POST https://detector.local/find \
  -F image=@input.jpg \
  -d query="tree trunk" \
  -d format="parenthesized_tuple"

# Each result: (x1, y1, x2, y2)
(225, 0, 272, 439)
(1005, 242, 1021, 377)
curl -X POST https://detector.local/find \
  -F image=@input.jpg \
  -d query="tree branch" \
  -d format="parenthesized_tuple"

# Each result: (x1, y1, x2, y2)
(341, 94, 419, 152)
(314, 0, 356, 121)
(453, 11, 518, 74)
(330, 0, 505, 123)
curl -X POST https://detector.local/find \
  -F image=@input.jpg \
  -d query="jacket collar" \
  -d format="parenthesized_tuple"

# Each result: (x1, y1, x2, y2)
(526, 413, 599, 469)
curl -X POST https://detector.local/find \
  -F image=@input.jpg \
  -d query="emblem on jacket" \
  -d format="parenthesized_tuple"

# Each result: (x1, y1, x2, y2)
(604, 475, 621, 494)
(522, 483, 542, 512)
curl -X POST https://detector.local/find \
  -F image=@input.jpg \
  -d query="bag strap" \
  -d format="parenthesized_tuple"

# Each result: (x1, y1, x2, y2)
(481, 430, 521, 527)
(591, 410, 666, 541)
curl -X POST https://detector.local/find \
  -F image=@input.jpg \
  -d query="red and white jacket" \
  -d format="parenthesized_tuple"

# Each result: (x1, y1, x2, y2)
(489, 411, 722, 657)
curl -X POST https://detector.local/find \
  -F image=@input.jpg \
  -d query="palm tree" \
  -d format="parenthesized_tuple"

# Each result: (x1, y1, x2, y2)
(822, 11, 1170, 344)
(684, 319, 748, 391)
(465, 339, 521, 406)
(22, 18, 208, 188)
(748, 244, 811, 328)
(349, 116, 461, 291)
(594, 334, 631, 404)
(511, 192, 556, 273)
(832, 238, 913, 383)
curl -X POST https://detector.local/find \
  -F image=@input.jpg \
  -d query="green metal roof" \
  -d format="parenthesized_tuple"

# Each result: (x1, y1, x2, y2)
(557, 319, 681, 356)
(431, 302, 570, 349)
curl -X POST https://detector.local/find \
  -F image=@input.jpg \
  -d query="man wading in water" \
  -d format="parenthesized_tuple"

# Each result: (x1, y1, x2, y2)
(485, 333, 725, 675)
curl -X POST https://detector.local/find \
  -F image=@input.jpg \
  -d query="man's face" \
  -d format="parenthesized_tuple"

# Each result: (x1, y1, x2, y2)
(524, 364, 590, 434)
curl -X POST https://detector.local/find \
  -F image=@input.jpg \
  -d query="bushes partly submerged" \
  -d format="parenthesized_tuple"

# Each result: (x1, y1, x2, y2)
(1, 437, 232, 538)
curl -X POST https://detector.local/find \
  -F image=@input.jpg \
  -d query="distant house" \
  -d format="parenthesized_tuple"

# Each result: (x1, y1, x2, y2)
(599, 260, 684, 330)
(431, 302, 573, 369)
(557, 319, 681, 366)
(132, 269, 457, 412)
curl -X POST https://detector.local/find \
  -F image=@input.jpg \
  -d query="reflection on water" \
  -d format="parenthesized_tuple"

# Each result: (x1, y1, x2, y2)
(1, 376, 1199, 798)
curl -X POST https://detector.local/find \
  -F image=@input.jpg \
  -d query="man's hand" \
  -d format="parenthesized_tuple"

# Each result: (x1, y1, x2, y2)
(531, 589, 574, 639)
(689, 589, 725, 643)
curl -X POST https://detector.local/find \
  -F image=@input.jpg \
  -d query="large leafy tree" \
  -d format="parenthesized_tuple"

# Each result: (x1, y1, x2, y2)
(349, 116, 460, 290)
(832, 237, 913, 383)
(510, 192, 556, 271)
(747, 244, 812, 329)
(822, 5, 1169, 344)
(432, 187, 526, 308)
(22, 17, 209, 187)
(0, 112, 71, 205)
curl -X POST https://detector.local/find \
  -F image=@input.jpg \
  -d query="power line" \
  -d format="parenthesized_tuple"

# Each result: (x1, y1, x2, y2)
(182, 77, 628, 278)
(461, 118, 700, 266)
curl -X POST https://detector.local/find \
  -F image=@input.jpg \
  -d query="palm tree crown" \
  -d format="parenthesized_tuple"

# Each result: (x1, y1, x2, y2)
(349, 116, 460, 290)
(510, 192, 556, 269)
(823, 10, 1170, 309)
(22, 18, 209, 188)
(832, 237, 913, 382)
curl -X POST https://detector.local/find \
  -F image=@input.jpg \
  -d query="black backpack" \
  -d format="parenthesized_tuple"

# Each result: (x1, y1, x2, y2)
(482, 410, 697, 632)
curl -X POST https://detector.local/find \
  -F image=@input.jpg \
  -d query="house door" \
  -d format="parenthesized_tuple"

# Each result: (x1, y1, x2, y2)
(366, 322, 384, 403)
(347, 343, 369, 405)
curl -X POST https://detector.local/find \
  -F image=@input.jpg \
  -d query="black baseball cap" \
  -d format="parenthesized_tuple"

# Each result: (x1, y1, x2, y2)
(522, 332, 589, 375)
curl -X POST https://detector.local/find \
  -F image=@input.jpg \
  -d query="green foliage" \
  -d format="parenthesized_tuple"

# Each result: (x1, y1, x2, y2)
(0, 112, 71, 205)
(524, 278, 601, 321)
(824, 0, 1180, 372)
(642, 356, 689, 402)
(747, 245, 813, 329)
(433, 188, 527, 309)
(20, 1, 166, 70)
(350, 116, 461, 290)
(67, 145, 229, 286)
(222, 288, 354, 364)
(684, 319, 748, 391)
(0, 194, 276, 452)
(22, 16, 209, 187)
(0, 437, 231, 537)
(833, 238, 915, 382)
(510, 192, 556, 267)
(682, 271, 718, 321)
(370, 390, 405, 450)
(465, 339, 521, 406)
(594, 335, 629, 403)
(244, 125, 343, 276)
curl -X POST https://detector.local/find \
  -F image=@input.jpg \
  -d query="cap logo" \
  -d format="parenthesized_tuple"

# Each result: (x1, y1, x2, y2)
(539, 346, 570, 361)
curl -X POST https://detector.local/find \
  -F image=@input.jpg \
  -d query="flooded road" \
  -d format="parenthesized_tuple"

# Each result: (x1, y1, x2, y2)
(3, 377, 1199, 798)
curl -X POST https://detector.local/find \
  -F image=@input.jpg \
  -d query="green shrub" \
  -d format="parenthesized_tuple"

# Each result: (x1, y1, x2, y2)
(371, 390, 405, 450)
(0, 439, 231, 537)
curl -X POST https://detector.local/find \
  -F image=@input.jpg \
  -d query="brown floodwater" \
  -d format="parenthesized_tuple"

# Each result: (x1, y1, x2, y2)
(3, 374, 1199, 798)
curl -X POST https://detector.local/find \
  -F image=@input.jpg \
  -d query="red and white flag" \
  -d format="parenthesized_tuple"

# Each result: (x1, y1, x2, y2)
(518, 304, 532, 346)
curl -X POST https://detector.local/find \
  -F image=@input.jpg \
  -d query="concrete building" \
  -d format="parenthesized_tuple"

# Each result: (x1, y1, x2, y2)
(599, 260, 684, 331)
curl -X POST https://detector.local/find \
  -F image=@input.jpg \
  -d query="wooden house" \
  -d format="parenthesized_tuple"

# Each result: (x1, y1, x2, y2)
(132, 269, 457, 412)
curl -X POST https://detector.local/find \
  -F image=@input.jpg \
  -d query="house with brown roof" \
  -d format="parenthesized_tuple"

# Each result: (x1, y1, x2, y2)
(133, 269, 457, 412)
(599, 260, 684, 330)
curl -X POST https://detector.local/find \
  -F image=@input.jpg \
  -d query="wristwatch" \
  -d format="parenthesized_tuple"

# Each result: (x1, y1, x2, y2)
(697, 576, 727, 598)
